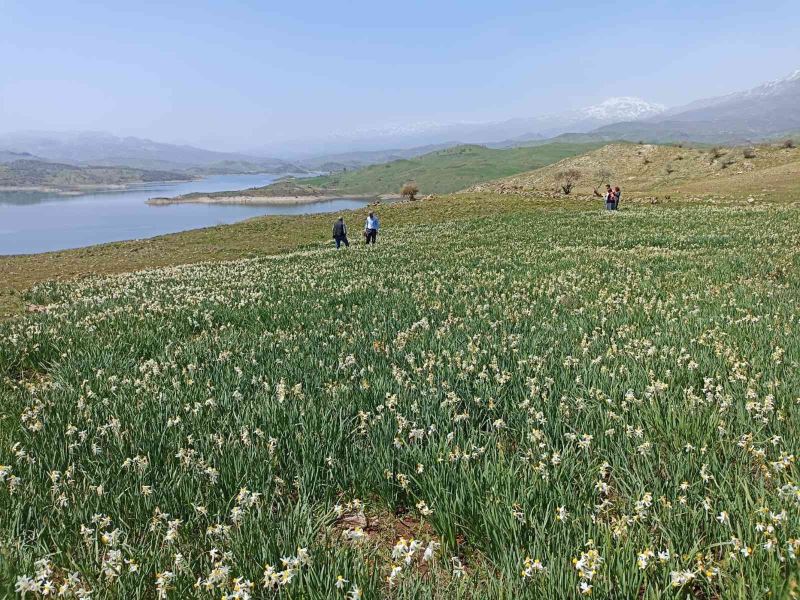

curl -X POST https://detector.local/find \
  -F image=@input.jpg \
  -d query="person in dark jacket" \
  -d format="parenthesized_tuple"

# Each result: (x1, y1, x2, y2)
(332, 217, 349, 249)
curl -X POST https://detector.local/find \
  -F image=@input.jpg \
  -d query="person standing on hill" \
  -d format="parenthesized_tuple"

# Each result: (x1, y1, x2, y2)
(593, 184, 616, 210)
(613, 186, 621, 210)
(332, 217, 349, 249)
(364, 211, 379, 245)
(605, 188, 616, 211)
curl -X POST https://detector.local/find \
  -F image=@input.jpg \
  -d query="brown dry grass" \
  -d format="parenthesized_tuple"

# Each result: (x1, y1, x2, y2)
(466, 142, 800, 198)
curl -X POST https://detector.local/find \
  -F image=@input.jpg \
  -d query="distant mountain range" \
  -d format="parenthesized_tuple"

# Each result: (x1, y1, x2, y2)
(2, 69, 798, 174)
(580, 69, 800, 144)
(249, 97, 667, 158)
(0, 131, 304, 175)
(0, 150, 38, 163)
(255, 70, 800, 156)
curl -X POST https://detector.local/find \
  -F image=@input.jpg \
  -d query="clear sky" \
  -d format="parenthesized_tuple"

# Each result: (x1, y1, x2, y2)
(1, 0, 798, 151)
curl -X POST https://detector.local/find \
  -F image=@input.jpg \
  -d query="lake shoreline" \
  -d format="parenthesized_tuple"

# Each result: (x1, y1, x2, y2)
(0, 172, 394, 256)
(0, 179, 197, 194)
(146, 193, 399, 206)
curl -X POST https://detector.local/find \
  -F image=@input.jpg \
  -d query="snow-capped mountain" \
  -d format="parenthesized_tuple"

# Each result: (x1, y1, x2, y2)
(266, 68, 800, 156)
(251, 97, 665, 157)
(581, 97, 665, 121)
(590, 68, 800, 143)
(659, 69, 800, 117)
(326, 98, 665, 142)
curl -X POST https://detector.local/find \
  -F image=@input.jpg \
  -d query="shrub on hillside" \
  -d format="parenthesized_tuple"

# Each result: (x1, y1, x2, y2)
(401, 182, 419, 201)
(743, 147, 757, 159)
(783, 139, 795, 149)
(556, 169, 581, 195)
(709, 147, 724, 161)
(665, 163, 675, 175)
(595, 167, 613, 187)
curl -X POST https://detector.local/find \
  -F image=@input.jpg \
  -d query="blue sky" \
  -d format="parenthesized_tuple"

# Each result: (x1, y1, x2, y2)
(1, 0, 799, 150)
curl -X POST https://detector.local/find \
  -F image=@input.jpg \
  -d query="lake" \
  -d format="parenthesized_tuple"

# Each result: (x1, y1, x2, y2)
(0, 174, 374, 255)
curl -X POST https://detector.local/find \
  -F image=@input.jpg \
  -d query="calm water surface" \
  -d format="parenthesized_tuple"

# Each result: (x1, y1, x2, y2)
(0, 174, 373, 255)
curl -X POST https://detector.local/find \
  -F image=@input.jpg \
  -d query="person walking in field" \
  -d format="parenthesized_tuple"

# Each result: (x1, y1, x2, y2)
(364, 211, 379, 245)
(332, 217, 349, 249)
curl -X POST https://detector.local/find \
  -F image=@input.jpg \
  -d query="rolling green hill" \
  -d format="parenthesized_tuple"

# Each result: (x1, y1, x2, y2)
(183, 142, 605, 200)
(311, 142, 607, 194)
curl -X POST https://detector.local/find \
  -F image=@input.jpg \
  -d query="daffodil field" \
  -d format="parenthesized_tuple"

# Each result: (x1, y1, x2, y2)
(1, 200, 799, 598)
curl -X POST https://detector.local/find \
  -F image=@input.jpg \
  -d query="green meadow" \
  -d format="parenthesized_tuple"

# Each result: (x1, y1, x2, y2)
(1, 194, 799, 598)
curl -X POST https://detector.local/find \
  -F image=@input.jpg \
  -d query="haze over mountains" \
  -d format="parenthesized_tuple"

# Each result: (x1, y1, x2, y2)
(573, 69, 800, 144)
(1, 68, 798, 176)
(0, 131, 302, 175)
(249, 97, 668, 158)
(247, 69, 799, 157)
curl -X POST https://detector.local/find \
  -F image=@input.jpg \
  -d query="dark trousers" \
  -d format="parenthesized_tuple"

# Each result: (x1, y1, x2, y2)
(365, 228, 377, 244)
(335, 236, 349, 249)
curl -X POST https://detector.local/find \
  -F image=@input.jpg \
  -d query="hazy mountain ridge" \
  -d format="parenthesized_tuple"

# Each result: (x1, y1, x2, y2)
(591, 70, 800, 143)
(290, 71, 800, 152)
(2, 69, 798, 173)
(249, 97, 666, 158)
(0, 131, 303, 175)
(659, 69, 800, 117)
(0, 150, 40, 163)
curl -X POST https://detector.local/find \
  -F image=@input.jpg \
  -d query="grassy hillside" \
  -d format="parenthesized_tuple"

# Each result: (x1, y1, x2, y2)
(313, 142, 607, 194)
(187, 142, 605, 199)
(0, 159, 190, 189)
(297, 143, 457, 171)
(468, 141, 800, 198)
(1, 192, 799, 598)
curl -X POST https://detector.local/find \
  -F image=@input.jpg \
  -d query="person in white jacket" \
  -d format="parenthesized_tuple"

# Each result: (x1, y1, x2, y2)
(364, 212, 379, 245)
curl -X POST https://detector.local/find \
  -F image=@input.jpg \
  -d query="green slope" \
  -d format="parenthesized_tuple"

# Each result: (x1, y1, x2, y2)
(307, 142, 606, 194)
(191, 142, 605, 199)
